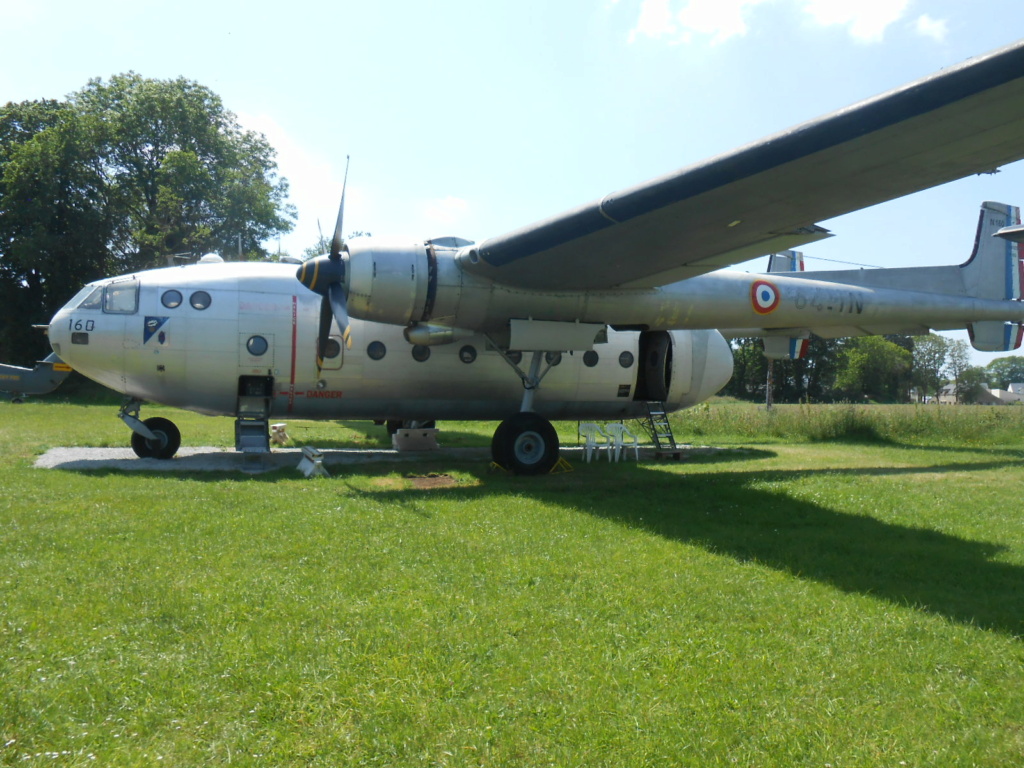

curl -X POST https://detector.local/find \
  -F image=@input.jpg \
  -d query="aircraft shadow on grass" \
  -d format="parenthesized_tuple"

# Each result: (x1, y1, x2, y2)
(364, 457, 1024, 640)
(62, 446, 1024, 638)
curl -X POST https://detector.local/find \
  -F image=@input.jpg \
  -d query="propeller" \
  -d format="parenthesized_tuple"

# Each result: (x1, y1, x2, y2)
(297, 157, 353, 369)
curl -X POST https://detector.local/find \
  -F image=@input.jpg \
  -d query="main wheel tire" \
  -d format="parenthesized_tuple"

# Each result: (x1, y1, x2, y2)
(130, 417, 181, 460)
(491, 412, 560, 475)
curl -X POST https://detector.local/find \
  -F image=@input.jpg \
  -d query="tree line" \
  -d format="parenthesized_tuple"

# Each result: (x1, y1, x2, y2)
(725, 334, 1024, 404)
(1, 74, 295, 365)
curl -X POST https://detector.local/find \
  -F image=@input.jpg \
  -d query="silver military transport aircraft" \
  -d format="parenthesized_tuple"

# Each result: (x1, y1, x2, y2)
(7, 40, 1024, 473)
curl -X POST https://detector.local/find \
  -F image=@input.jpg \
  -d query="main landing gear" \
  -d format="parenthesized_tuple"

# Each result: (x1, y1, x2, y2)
(491, 411, 560, 475)
(489, 349, 562, 475)
(119, 399, 181, 459)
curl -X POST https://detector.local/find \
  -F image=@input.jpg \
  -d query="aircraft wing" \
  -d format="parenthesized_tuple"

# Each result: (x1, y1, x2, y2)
(461, 40, 1024, 291)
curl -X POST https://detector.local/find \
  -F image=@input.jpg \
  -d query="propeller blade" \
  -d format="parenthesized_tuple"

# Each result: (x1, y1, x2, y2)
(317, 295, 333, 366)
(330, 155, 350, 261)
(329, 282, 352, 349)
(298, 163, 356, 356)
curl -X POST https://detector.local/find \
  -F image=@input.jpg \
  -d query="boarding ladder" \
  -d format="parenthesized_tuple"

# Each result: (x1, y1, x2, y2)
(235, 376, 273, 455)
(645, 401, 683, 460)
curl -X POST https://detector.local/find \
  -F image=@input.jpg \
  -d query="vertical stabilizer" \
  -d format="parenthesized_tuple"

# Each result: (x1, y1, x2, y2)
(963, 202, 1024, 351)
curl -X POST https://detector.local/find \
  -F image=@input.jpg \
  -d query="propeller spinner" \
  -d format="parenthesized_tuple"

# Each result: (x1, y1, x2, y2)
(296, 158, 353, 366)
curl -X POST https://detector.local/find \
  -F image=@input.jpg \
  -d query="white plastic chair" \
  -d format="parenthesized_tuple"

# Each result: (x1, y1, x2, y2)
(603, 423, 639, 462)
(578, 423, 606, 462)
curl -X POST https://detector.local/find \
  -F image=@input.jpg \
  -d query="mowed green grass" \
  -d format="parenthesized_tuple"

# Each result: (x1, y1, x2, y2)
(3, 402, 1024, 766)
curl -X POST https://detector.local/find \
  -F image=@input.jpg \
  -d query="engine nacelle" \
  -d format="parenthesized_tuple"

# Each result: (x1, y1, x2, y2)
(345, 239, 471, 329)
(635, 329, 734, 407)
(346, 241, 430, 326)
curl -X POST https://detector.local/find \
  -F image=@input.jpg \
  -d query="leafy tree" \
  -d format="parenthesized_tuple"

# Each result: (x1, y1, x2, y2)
(946, 339, 973, 403)
(956, 366, 988, 404)
(0, 74, 295, 364)
(984, 355, 1024, 390)
(835, 336, 912, 402)
(912, 334, 948, 401)
(723, 336, 843, 403)
(0, 102, 112, 363)
(723, 338, 767, 400)
(70, 73, 295, 270)
(775, 336, 842, 402)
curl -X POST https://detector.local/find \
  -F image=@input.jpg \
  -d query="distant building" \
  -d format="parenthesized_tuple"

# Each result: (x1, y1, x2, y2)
(983, 383, 1024, 405)
(919, 382, 1024, 405)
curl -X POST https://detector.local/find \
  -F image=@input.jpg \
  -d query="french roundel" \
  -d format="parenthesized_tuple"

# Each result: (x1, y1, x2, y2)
(751, 279, 780, 314)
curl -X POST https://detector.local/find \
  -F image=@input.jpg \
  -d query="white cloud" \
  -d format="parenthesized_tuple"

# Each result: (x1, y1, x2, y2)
(915, 13, 948, 42)
(626, 0, 919, 46)
(800, 0, 910, 43)
(676, 0, 774, 44)
(628, 0, 678, 43)
(629, 0, 773, 45)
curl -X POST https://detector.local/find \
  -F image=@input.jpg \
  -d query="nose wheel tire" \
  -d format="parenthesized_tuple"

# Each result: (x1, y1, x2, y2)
(491, 412, 560, 475)
(130, 417, 182, 460)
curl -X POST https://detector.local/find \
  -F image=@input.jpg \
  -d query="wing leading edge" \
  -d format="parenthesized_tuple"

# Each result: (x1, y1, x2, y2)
(460, 40, 1024, 291)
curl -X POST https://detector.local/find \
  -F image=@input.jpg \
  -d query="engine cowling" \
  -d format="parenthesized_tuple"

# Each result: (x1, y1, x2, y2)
(635, 329, 734, 407)
(345, 241, 431, 326)
(343, 240, 472, 331)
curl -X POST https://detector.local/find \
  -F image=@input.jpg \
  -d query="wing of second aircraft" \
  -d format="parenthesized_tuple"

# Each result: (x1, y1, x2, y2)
(460, 40, 1024, 291)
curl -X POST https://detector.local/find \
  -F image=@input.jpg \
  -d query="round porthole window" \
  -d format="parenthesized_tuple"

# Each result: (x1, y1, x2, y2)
(322, 338, 342, 359)
(459, 345, 477, 364)
(246, 335, 269, 356)
(412, 344, 431, 362)
(545, 351, 562, 366)
(190, 290, 212, 310)
(583, 350, 599, 367)
(507, 350, 523, 365)
(161, 289, 183, 309)
(619, 351, 635, 368)
(367, 341, 386, 361)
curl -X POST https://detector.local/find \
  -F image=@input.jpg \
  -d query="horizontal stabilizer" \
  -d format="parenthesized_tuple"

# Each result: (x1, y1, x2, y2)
(763, 336, 809, 360)
(0, 353, 71, 398)
(969, 321, 1024, 352)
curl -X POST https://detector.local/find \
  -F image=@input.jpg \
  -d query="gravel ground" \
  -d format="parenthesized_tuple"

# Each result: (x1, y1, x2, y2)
(32, 444, 695, 475)
(35, 446, 494, 474)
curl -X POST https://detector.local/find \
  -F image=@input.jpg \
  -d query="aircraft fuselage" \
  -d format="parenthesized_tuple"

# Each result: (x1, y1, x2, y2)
(47, 260, 734, 424)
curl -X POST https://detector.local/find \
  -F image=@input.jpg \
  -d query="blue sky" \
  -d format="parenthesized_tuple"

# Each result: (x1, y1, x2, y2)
(5, 1, 1024, 362)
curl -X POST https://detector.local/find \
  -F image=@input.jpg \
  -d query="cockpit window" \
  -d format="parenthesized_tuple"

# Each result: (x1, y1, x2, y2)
(75, 286, 104, 310)
(103, 280, 139, 314)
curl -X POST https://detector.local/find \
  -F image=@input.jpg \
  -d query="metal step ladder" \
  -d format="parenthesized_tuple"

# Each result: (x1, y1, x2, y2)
(236, 376, 273, 455)
(645, 401, 683, 460)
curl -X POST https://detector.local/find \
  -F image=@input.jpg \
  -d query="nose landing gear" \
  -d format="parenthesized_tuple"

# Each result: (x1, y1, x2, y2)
(119, 399, 182, 459)
(130, 417, 181, 459)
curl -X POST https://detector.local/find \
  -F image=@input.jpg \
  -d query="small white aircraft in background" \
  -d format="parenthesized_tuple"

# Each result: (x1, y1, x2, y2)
(6, 40, 1024, 473)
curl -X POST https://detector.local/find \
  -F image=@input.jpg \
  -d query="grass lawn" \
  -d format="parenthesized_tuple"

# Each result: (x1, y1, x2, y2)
(2, 400, 1024, 766)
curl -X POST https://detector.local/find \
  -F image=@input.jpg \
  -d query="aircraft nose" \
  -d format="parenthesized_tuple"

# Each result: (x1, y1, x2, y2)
(47, 307, 71, 359)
